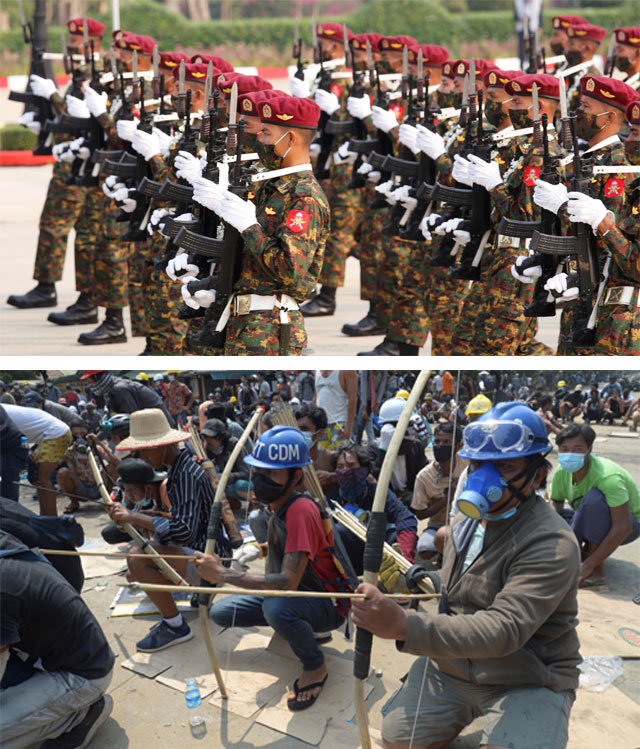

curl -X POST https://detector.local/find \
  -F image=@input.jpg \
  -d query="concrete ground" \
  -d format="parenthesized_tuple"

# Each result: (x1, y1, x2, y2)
(1, 89, 562, 356)
(11, 418, 640, 748)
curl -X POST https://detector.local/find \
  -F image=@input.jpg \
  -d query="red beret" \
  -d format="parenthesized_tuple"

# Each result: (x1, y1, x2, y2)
(567, 24, 607, 44)
(115, 32, 157, 54)
(414, 45, 449, 67)
(626, 100, 640, 124)
(217, 72, 273, 98)
(190, 54, 234, 73)
(580, 75, 638, 111)
(552, 15, 587, 30)
(67, 18, 105, 36)
(179, 63, 221, 85)
(159, 52, 189, 71)
(316, 23, 353, 42)
(259, 96, 320, 130)
(238, 89, 287, 118)
(442, 60, 457, 79)
(351, 33, 384, 52)
(506, 73, 560, 100)
(454, 59, 498, 79)
(614, 27, 640, 48)
(483, 69, 523, 88)
(380, 35, 418, 52)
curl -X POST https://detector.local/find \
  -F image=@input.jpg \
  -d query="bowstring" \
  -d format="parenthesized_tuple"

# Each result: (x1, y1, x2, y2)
(408, 368, 462, 748)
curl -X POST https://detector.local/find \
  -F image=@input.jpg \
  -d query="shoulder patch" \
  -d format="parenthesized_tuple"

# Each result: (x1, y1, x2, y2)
(330, 83, 342, 98)
(286, 209, 310, 234)
(604, 177, 624, 198)
(523, 166, 541, 187)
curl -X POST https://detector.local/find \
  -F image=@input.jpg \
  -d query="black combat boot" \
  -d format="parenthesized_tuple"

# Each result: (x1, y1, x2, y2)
(300, 286, 336, 317)
(77, 308, 127, 345)
(341, 303, 384, 336)
(47, 292, 98, 325)
(357, 337, 400, 356)
(7, 282, 57, 309)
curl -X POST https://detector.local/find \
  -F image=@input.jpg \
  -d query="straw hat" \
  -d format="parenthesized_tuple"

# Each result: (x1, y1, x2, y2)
(115, 409, 190, 451)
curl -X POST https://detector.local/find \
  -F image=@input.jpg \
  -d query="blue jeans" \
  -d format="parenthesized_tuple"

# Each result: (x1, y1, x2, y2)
(209, 594, 344, 671)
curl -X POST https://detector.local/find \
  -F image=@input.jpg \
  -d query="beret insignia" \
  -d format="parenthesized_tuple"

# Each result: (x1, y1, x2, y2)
(618, 31, 626, 41)
(489, 72, 496, 84)
(512, 81, 521, 91)
(262, 104, 272, 118)
(599, 89, 615, 98)
(457, 62, 465, 74)
(586, 78, 595, 92)
(276, 113, 294, 120)
(242, 99, 252, 111)
(390, 42, 403, 49)
(632, 104, 640, 119)
(69, 21, 77, 32)
(165, 61, 177, 67)
(192, 71, 205, 78)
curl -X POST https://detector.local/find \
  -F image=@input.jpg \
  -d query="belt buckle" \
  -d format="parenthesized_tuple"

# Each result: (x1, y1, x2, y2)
(605, 287, 624, 306)
(498, 234, 514, 248)
(235, 294, 252, 316)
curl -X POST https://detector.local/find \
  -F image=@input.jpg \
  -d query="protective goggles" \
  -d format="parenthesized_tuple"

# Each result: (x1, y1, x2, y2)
(463, 420, 545, 454)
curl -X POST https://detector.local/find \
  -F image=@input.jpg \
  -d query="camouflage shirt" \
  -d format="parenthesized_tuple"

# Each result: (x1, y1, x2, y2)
(601, 175, 640, 284)
(235, 170, 329, 301)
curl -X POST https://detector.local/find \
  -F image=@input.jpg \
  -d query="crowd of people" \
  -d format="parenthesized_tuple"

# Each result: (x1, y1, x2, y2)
(1, 368, 639, 746)
(6, 14, 640, 355)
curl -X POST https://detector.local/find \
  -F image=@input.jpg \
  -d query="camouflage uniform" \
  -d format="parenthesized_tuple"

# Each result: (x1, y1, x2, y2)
(556, 140, 628, 355)
(90, 189, 131, 309)
(127, 249, 150, 338)
(224, 170, 330, 356)
(358, 183, 388, 301)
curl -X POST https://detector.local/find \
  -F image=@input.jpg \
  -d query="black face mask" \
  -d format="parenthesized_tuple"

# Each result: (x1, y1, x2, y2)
(550, 41, 565, 56)
(253, 472, 293, 504)
(433, 444, 453, 464)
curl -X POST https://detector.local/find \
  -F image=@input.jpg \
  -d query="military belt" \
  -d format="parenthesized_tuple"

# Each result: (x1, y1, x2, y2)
(603, 286, 640, 306)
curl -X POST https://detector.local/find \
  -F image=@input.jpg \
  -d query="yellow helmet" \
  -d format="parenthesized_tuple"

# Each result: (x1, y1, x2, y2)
(557, 380, 566, 387)
(465, 394, 492, 416)
(395, 389, 410, 400)
(136, 372, 149, 382)
(229, 396, 237, 403)
(167, 370, 180, 375)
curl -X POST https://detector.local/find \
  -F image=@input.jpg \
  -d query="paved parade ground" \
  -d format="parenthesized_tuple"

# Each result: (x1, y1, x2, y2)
(10, 420, 639, 749)
(1, 91, 562, 357)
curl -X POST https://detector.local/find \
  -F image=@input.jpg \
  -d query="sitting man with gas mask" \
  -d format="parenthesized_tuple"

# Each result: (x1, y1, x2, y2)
(350, 403, 581, 749)
(195, 426, 351, 712)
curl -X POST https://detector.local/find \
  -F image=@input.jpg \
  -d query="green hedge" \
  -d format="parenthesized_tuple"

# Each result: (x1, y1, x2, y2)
(0, 0, 635, 60)
(0, 124, 38, 151)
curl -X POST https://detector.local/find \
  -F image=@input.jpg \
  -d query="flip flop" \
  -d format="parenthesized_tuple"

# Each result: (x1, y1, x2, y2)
(579, 579, 608, 590)
(287, 674, 328, 712)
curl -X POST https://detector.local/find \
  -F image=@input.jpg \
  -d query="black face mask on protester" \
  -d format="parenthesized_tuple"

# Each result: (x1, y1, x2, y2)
(253, 472, 294, 504)
(433, 444, 454, 465)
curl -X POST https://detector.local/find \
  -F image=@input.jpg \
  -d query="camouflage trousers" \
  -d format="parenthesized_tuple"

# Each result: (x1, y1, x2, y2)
(128, 245, 150, 338)
(450, 280, 486, 355)
(428, 266, 468, 355)
(92, 189, 131, 309)
(387, 240, 430, 348)
(224, 308, 306, 356)
(358, 187, 388, 302)
(318, 162, 364, 288)
(376, 235, 414, 331)
(34, 162, 86, 284)
(558, 295, 640, 355)
(143, 259, 188, 354)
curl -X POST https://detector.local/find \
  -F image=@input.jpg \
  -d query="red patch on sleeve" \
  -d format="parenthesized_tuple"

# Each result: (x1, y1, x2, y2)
(523, 166, 541, 187)
(330, 83, 342, 98)
(604, 177, 624, 197)
(368, 94, 374, 106)
(286, 209, 311, 233)
(389, 104, 405, 123)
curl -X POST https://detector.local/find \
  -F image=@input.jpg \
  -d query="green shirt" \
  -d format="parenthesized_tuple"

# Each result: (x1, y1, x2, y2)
(551, 455, 640, 521)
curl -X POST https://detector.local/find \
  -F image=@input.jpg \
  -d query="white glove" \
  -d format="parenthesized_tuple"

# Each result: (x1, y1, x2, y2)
(416, 124, 445, 160)
(218, 191, 258, 233)
(29, 74, 56, 100)
(198, 148, 208, 172)
(400, 194, 418, 211)
(426, 213, 441, 227)
(452, 154, 473, 187)
(58, 145, 76, 163)
(18, 111, 41, 135)
(371, 105, 399, 133)
(367, 170, 381, 184)
(65, 95, 91, 119)
(174, 150, 202, 184)
(192, 176, 225, 214)
(69, 137, 90, 160)
(102, 175, 123, 198)
(453, 229, 471, 246)
(113, 186, 137, 213)
(566, 191, 612, 235)
(435, 217, 463, 236)
(309, 142, 321, 159)
(532, 179, 568, 215)
(289, 76, 311, 98)
(391, 184, 412, 203)
(51, 141, 68, 161)
(357, 161, 372, 175)
(398, 123, 419, 154)
(375, 179, 395, 196)
(419, 213, 433, 241)
(315, 89, 341, 115)
(467, 153, 502, 191)
(511, 254, 541, 284)
(132, 129, 161, 161)
(147, 208, 170, 236)
(83, 85, 108, 117)
(337, 141, 357, 165)
(166, 252, 199, 280)
(116, 118, 138, 142)
(152, 127, 172, 158)
(347, 95, 372, 120)
(230, 541, 262, 572)
(544, 272, 579, 300)
(181, 277, 216, 309)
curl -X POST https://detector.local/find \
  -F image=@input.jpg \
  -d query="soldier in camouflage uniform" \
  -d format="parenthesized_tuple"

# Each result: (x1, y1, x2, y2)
(563, 23, 605, 112)
(188, 96, 329, 356)
(611, 27, 640, 93)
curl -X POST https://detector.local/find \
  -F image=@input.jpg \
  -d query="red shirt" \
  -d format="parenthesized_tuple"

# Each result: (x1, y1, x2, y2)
(284, 497, 349, 614)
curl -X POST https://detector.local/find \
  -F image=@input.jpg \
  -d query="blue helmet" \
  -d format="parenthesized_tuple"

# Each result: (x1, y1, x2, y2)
(458, 402, 550, 461)
(244, 425, 313, 469)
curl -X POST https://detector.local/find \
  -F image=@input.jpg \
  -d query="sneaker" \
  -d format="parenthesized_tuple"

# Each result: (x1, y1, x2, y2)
(136, 619, 193, 652)
(314, 631, 333, 644)
(41, 694, 113, 748)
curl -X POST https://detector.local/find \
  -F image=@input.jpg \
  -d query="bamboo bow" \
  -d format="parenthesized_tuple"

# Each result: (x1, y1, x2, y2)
(353, 370, 431, 749)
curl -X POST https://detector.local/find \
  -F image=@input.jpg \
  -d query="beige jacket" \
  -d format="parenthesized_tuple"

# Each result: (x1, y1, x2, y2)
(400, 496, 581, 692)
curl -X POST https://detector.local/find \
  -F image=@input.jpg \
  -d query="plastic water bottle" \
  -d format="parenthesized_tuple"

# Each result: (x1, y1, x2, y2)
(184, 679, 206, 737)
(19, 436, 29, 480)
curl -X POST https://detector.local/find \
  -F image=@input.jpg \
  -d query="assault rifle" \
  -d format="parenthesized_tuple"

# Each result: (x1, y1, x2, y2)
(292, 16, 305, 81)
(347, 39, 379, 189)
(367, 61, 395, 209)
(313, 37, 335, 180)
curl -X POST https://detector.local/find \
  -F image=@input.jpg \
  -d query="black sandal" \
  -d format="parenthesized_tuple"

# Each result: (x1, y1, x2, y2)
(286, 674, 328, 712)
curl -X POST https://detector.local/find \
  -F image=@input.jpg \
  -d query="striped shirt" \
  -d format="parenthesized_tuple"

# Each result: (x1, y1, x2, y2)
(151, 449, 212, 551)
